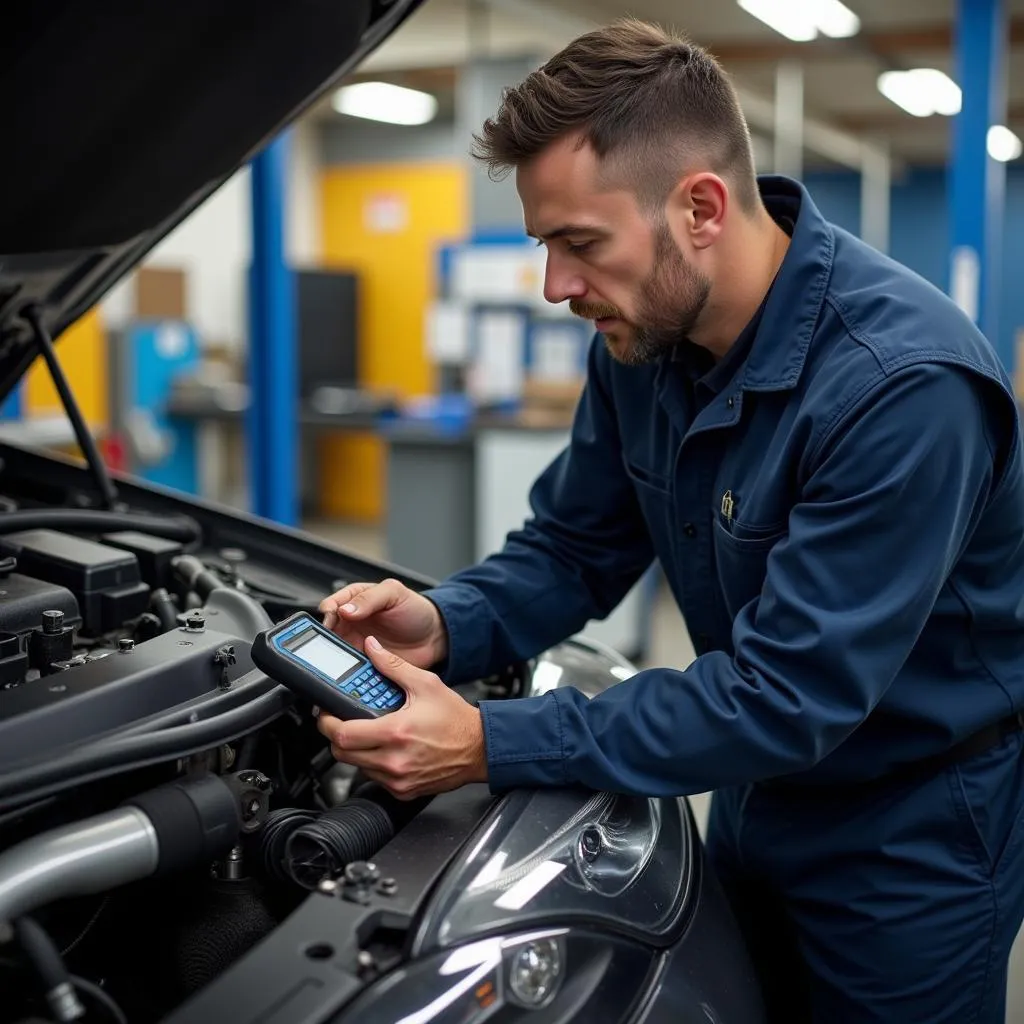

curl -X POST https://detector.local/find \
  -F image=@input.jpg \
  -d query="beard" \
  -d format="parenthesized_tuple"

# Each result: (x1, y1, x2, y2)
(570, 222, 711, 366)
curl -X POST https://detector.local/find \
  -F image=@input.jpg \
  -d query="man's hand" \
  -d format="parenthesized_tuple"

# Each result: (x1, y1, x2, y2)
(317, 635, 487, 800)
(319, 579, 448, 671)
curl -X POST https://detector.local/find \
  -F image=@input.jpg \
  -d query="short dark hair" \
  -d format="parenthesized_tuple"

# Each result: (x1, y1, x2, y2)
(471, 18, 760, 215)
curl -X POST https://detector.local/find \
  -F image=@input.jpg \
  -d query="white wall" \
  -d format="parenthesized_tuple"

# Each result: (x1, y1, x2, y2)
(101, 118, 322, 349)
(286, 119, 323, 269)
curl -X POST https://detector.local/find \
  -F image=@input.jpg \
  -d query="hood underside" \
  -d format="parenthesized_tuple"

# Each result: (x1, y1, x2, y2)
(0, 0, 424, 400)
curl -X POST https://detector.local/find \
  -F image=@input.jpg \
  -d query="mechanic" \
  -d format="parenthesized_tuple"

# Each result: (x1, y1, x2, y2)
(316, 18, 1024, 1024)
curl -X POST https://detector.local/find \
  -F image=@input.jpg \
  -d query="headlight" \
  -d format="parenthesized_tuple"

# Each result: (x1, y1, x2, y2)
(335, 928, 655, 1024)
(411, 788, 693, 954)
(507, 936, 560, 1008)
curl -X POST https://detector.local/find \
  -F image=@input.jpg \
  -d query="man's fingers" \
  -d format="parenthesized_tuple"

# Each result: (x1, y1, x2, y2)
(364, 636, 438, 696)
(319, 581, 374, 629)
(316, 712, 388, 751)
(337, 578, 408, 621)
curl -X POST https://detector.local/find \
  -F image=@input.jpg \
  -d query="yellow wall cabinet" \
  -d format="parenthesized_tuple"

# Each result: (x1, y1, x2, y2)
(318, 161, 468, 522)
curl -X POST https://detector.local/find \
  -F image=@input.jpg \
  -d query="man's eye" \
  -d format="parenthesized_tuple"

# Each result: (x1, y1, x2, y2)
(566, 240, 594, 254)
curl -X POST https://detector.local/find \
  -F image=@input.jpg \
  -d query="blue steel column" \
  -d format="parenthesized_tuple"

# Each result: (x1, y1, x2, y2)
(247, 131, 298, 526)
(949, 0, 1007, 363)
(0, 383, 22, 420)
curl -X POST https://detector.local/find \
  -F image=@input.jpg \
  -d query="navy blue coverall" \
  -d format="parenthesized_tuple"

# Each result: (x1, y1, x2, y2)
(424, 176, 1024, 1022)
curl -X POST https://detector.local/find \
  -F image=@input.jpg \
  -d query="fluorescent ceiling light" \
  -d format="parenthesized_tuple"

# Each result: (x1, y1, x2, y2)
(988, 125, 1023, 162)
(332, 81, 438, 126)
(877, 68, 961, 117)
(815, 0, 861, 37)
(736, 0, 860, 42)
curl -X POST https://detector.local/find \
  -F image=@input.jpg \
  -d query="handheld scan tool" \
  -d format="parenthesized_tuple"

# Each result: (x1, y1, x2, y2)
(251, 611, 405, 720)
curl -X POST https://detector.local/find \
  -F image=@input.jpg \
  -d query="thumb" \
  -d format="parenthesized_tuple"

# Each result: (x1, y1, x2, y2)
(364, 635, 439, 698)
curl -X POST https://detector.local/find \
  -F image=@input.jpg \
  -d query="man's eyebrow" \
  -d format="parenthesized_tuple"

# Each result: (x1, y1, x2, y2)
(525, 224, 608, 243)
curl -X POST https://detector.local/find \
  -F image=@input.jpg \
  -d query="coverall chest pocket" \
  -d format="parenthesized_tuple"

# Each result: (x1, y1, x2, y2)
(624, 459, 676, 559)
(712, 512, 787, 621)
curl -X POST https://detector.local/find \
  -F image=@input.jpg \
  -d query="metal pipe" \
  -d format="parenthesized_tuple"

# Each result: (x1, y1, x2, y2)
(0, 807, 158, 924)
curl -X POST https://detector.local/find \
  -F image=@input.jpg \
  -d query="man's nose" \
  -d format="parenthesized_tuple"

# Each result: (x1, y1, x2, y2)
(543, 256, 587, 305)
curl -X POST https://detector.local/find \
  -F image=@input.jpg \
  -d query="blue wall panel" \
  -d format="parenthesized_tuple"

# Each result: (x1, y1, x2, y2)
(803, 167, 1024, 371)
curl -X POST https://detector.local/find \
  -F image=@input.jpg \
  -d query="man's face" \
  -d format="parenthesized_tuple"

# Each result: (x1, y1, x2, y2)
(517, 136, 711, 366)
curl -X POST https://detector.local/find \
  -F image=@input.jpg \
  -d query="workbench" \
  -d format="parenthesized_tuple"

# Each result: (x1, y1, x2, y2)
(166, 383, 653, 663)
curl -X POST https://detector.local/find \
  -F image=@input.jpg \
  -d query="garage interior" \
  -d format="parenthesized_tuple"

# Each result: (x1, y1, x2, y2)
(4, 0, 1024, 1019)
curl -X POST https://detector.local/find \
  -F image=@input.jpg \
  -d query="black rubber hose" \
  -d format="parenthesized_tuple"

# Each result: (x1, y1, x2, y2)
(284, 799, 395, 890)
(14, 916, 68, 995)
(255, 808, 319, 884)
(0, 509, 201, 543)
(13, 915, 83, 1023)
(150, 588, 180, 632)
(171, 554, 225, 599)
(0, 686, 292, 812)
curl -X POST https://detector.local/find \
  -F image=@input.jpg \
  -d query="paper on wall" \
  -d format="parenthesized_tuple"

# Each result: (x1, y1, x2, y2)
(467, 309, 526, 403)
(426, 300, 471, 364)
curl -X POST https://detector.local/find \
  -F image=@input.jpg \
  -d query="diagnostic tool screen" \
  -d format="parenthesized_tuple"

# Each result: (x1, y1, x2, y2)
(290, 631, 360, 682)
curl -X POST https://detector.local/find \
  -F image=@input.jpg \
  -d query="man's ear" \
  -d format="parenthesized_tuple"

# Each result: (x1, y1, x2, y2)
(665, 173, 728, 251)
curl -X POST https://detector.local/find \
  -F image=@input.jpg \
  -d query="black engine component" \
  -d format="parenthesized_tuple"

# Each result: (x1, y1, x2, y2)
(0, 626, 257, 768)
(0, 529, 149, 634)
(168, 874, 279, 999)
(28, 609, 74, 677)
(125, 772, 244, 878)
(101, 530, 184, 589)
(284, 800, 395, 890)
(0, 564, 81, 637)
(223, 770, 273, 833)
(0, 631, 27, 689)
(0, 565, 82, 689)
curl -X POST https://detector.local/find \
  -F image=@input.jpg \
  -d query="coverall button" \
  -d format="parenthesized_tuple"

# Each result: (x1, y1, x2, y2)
(683, 522, 697, 537)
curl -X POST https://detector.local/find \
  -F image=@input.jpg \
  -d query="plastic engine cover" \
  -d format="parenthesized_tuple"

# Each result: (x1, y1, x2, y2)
(0, 529, 149, 633)
(0, 570, 81, 636)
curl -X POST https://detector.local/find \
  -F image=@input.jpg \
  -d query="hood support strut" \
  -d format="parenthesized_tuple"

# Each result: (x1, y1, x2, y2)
(20, 305, 119, 511)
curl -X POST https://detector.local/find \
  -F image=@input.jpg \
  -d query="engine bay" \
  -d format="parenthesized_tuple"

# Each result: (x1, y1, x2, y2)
(0, 440, 528, 1024)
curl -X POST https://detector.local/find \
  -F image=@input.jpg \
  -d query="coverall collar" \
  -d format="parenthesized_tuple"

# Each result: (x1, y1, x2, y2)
(667, 175, 835, 395)
(737, 175, 835, 392)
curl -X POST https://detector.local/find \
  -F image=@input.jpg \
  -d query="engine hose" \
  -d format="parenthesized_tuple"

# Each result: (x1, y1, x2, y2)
(13, 916, 84, 1023)
(254, 808, 319, 884)
(0, 686, 292, 812)
(149, 588, 180, 632)
(284, 799, 395, 890)
(0, 508, 201, 543)
(171, 554, 225, 599)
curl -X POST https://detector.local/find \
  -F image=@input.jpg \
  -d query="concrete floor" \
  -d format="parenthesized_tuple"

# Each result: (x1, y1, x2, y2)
(303, 517, 1024, 1021)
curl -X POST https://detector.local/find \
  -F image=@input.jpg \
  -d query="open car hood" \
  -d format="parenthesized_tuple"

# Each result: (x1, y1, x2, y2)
(0, 0, 424, 400)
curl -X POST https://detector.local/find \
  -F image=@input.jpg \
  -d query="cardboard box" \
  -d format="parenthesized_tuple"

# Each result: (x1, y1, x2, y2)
(135, 267, 187, 320)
